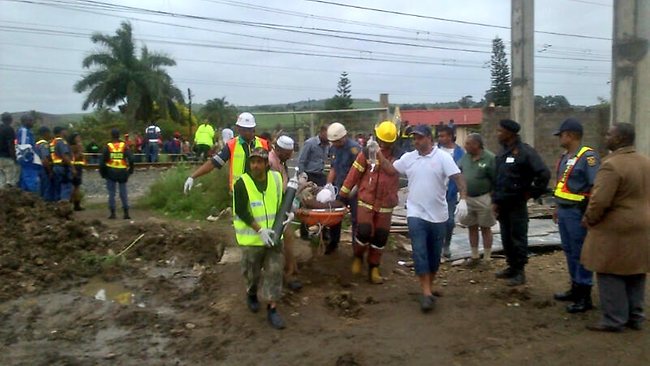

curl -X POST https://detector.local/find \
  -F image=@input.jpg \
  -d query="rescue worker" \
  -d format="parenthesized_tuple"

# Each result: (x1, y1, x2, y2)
(297, 124, 330, 239)
(100, 129, 134, 219)
(144, 121, 161, 162)
(15, 114, 40, 193)
(438, 125, 465, 260)
(340, 121, 401, 284)
(326, 122, 360, 255)
(194, 121, 215, 160)
(184, 112, 269, 193)
(493, 119, 550, 286)
(0, 112, 17, 188)
(268, 135, 302, 291)
(69, 132, 86, 211)
(50, 126, 73, 202)
(552, 118, 600, 313)
(233, 147, 287, 329)
(35, 127, 53, 201)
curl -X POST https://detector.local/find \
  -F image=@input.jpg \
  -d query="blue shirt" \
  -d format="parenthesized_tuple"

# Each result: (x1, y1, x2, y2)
(16, 126, 35, 165)
(298, 136, 330, 175)
(555, 146, 600, 205)
(55, 138, 71, 162)
(439, 143, 465, 202)
(330, 138, 360, 189)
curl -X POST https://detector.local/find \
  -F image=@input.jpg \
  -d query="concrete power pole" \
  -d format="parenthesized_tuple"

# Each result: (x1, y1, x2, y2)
(611, 0, 650, 156)
(510, 0, 535, 146)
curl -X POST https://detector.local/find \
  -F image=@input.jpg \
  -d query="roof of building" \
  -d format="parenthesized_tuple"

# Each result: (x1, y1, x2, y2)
(401, 108, 483, 126)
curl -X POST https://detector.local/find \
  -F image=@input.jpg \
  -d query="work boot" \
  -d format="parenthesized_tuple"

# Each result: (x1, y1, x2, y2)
(108, 209, 116, 220)
(420, 295, 436, 313)
(506, 270, 526, 286)
(566, 285, 593, 313)
(123, 209, 131, 220)
(369, 267, 383, 284)
(554, 282, 578, 302)
(267, 306, 285, 329)
(246, 293, 260, 313)
(495, 267, 516, 279)
(351, 257, 363, 275)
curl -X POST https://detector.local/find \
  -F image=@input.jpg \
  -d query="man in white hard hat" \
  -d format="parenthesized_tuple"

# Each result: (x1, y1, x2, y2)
(184, 112, 270, 193)
(269, 135, 302, 290)
(326, 122, 360, 255)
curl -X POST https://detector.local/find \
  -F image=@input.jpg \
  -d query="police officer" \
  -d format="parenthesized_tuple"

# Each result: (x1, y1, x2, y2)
(100, 129, 134, 219)
(35, 126, 53, 201)
(16, 115, 40, 193)
(552, 118, 599, 313)
(50, 126, 73, 202)
(326, 122, 360, 255)
(493, 119, 550, 286)
(232, 147, 287, 329)
(144, 121, 161, 162)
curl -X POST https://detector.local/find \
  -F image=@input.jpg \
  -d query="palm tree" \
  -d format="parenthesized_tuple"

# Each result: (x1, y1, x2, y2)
(201, 97, 239, 128)
(74, 21, 184, 126)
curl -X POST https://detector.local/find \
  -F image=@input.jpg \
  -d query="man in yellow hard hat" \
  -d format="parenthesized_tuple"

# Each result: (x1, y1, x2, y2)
(340, 121, 402, 284)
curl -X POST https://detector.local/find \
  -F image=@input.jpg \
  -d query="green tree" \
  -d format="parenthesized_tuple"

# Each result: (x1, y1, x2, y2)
(200, 97, 239, 128)
(458, 95, 474, 108)
(74, 21, 184, 127)
(325, 72, 353, 122)
(534, 95, 571, 110)
(487, 37, 510, 107)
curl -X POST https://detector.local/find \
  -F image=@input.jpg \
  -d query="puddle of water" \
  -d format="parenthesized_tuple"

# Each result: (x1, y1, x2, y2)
(81, 277, 135, 305)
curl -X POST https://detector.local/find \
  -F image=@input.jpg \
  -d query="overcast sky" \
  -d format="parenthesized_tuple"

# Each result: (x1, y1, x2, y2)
(0, 0, 613, 114)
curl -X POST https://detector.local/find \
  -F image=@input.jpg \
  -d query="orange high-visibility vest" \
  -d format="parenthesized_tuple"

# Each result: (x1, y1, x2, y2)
(226, 136, 269, 191)
(554, 146, 593, 202)
(49, 137, 66, 165)
(106, 142, 127, 169)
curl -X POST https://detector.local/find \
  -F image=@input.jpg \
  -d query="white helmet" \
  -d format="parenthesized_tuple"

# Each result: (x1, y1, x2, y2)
(327, 122, 347, 141)
(236, 112, 256, 128)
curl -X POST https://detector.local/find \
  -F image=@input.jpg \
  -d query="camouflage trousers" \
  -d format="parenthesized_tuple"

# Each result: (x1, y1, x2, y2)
(240, 246, 284, 302)
(0, 158, 18, 188)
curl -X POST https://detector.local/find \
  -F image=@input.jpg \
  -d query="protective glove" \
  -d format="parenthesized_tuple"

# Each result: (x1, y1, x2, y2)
(257, 228, 275, 247)
(183, 177, 194, 194)
(454, 199, 468, 223)
(282, 211, 295, 226)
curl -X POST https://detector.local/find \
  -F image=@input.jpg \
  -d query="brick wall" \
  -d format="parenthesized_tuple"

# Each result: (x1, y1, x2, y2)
(481, 107, 610, 180)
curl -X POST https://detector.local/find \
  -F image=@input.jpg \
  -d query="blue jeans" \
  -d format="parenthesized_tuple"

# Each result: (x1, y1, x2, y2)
(18, 163, 40, 193)
(146, 143, 159, 163)
(106, 179, 128, 210)
(558, 206, 593, 286)
(38, 168, 54, 201)
(52, 165, 72, 201)
(407, 217, 446, 275)
(443, 198, 457, 251)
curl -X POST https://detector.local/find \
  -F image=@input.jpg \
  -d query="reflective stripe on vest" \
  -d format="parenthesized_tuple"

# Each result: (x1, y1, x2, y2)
(50, 137, 65, 164)
(233, 170, 282, 246)
(357, 199, 394, 214)
(72, 155, 86, 166)
(107, 142, 127, 169)
(553, 146, 592, 202)
(226, 136, 270, 191)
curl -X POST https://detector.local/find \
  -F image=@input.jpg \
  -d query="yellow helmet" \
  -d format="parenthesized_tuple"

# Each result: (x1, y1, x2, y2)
(374, 121, 397, 143)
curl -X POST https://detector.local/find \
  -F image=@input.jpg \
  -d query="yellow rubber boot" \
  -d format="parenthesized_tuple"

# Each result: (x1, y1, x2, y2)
(370, 267, 384, 284)
(351, 257, 363, 275)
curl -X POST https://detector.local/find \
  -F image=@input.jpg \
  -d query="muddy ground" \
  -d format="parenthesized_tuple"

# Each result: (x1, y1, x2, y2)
(1, 189, 649, 366)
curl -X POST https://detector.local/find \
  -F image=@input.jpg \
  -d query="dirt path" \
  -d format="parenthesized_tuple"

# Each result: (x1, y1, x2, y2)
(1, 203, 649, 366)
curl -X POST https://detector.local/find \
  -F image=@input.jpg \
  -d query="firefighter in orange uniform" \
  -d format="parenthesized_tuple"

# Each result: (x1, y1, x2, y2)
(100, 129, 134, 219)
(339, 121, 402, 284)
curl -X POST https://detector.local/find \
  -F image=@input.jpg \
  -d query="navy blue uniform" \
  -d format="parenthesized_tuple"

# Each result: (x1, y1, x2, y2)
(328, 138, 361, 253)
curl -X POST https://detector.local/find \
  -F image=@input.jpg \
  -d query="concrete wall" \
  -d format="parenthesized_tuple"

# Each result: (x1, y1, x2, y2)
(481, 107, 610, 179)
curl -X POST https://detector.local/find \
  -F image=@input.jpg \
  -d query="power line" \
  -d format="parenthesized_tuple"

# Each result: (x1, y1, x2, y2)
(304, 0, 612, 41)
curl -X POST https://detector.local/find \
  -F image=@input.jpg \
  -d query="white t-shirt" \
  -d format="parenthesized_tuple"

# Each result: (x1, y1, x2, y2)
(393, 147, 461, 223)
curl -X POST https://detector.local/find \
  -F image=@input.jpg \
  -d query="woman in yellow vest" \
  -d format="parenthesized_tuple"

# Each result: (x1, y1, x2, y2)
(232, 147, 286, 329)
(100, 129, 134, 219)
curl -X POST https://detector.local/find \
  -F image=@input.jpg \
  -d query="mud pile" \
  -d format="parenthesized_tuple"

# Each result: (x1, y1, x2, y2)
(0, 188, 225, 302)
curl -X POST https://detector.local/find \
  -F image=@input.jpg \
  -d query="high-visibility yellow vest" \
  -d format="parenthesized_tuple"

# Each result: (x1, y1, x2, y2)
(233, 170, 282, 246)
(554, 146, 593, 202)
(49, 137, 66, 165)
(227, 137, 269, 191)
(194, 124, 215, 146)
(106, 142, 127, 169)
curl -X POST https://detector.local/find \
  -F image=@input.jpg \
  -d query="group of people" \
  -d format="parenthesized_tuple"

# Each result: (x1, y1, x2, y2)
(184, 111, 650, 334)
(0, 112, 135, 219)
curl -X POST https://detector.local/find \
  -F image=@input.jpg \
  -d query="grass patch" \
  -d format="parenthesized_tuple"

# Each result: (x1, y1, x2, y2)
(141, 163, 231, 219)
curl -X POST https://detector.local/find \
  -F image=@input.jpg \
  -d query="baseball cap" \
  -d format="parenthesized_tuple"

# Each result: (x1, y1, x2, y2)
(410, 124, 432, 137)
(553, 118, 583, 136)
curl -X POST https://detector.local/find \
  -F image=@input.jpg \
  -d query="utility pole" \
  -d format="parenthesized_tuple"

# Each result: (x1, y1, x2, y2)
(187, 88, 193, 143)
(611, 0, 650, 156)
(510, 0, 535, 146)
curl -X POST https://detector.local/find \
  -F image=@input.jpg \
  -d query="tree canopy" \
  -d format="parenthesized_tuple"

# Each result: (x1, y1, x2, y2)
(487, 37, 511, 107)
(74, 21, 184, 126)
(200, 97, 239, 128)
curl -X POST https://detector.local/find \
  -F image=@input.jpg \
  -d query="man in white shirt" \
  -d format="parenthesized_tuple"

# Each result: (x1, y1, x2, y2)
(378, 124, 467, 313)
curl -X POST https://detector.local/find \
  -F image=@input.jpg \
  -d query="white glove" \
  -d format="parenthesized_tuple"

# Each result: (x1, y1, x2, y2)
(282, 212, 295, 226)
(454, 199, 468, 223)
(184, 177, 194, 194)
(258, 228, 275, 247)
